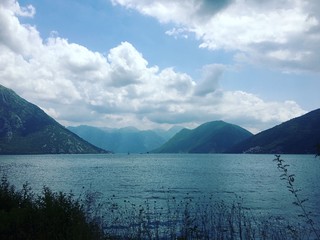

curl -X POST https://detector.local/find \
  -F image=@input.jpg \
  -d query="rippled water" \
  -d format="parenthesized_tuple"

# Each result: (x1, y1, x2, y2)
(0, 154, 319, 223)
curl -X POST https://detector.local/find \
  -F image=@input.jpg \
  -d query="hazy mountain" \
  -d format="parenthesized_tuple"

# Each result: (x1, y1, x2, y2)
(153, 121, 253, 153)
(153, 126, 184, 140)
(228, 109, 320, 154)
(67, 125, 180, 153)
(0, 85, 108, 154)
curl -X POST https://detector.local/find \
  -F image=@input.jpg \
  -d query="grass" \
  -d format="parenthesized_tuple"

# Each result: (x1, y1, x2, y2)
(88, 193, 317, 240)
(1, 155, 319, 239)
(95, 196, 310, 239)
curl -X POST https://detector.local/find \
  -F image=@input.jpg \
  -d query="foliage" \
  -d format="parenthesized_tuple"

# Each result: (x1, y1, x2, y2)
(0, 175, 105, 240)
(273, 155, 320, 240)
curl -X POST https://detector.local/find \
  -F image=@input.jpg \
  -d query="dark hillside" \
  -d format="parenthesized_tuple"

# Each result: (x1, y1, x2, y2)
(228, 109, 320, 154)
(0, 84, 108, 154)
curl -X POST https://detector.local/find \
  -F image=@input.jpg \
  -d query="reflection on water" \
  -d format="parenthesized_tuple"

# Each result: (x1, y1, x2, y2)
(0, 154, 319, 223)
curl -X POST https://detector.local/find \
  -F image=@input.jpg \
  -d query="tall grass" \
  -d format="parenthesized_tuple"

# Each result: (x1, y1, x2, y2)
(83, 190, 314, 240)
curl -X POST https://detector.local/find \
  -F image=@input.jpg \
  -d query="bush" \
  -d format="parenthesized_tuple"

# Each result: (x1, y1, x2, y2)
(0, 175, 105, 240)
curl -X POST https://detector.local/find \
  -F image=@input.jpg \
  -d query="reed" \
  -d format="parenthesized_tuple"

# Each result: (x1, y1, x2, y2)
(83, 190, 311, 239)
(273, 154, 320, 240)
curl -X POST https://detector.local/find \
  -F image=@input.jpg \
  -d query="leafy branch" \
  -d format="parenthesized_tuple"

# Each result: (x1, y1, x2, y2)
(273, 155, 320, 240)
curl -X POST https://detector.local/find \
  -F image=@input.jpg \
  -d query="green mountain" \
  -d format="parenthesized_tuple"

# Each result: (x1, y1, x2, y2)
(68, 125, 181, 153)
(228, 109, 320, 154)
(153, 121, 253, 153)
(0, 85, 108, 154)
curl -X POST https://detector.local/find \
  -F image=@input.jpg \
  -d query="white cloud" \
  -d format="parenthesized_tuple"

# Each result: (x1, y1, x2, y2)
(0, 0, 306, 132)
(0, 5, 41, 57)
(107, 41, 153, 87)
(165, 27, 189, 39)
(0, 0, 35, 17)
(112, 0, 320, 73)
(195, 64, 224, 96)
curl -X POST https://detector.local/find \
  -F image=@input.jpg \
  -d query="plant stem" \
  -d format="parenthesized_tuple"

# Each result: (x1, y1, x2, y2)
(273, 155, 320, 240)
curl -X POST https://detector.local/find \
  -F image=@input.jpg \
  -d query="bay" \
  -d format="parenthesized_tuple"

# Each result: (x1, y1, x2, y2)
(0, 153, 319, 224)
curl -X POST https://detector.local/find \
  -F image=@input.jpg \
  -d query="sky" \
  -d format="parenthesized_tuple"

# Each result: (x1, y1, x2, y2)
(0, 0, 319, 133)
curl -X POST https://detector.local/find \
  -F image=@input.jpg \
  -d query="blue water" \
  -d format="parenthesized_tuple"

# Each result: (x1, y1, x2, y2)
(0, 154, 319, 223)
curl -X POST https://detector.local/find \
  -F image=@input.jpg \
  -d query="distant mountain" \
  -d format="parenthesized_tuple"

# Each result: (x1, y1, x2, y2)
(0, 85, 108, 154)
(153, 126, 184, 140)
(153, 121, 253, 153)
(228, 109, 320, 154)
(67, 125, 180, 153)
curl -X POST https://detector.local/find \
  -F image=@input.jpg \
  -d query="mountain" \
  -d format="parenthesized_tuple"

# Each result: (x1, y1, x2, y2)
(153, 126, 184, 140)
(0, 85, 108, 154)
(67, 125, 180, 153)
(153, 121, 253, 153)
(228, 109, 320, 154)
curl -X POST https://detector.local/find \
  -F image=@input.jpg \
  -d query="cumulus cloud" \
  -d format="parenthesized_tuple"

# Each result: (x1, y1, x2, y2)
(195, 64, 224, 96)
(112, 0, 320, 73)
(0, 0, 40, 56)
(107, 42, 157, 87)
(0, 0, 306, 132)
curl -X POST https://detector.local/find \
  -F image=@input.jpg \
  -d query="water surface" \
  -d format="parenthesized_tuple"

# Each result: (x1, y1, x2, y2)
(0, 154, 319, 222)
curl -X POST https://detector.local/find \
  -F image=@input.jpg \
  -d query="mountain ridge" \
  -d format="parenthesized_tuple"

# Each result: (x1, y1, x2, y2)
(228, 108, 320, 154)
(2, 84, 319, 155)
(0, 84, 108, 154)
(67, 125, 181, 153)
(153, 120, 253, 153)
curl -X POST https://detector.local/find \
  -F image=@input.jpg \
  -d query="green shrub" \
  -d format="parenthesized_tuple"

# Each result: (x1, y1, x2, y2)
(0, 175, 105, 240)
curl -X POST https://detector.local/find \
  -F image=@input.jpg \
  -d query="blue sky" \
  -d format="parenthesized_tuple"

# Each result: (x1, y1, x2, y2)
(1, 0, 319, 133)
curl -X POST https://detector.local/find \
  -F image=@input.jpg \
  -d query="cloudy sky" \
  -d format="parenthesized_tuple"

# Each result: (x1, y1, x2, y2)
(1, 0, 319, 133)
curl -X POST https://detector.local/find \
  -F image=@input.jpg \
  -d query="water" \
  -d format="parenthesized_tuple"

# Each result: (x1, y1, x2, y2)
(0, 154, 319, 223)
